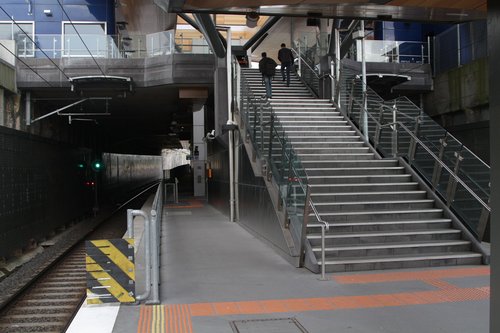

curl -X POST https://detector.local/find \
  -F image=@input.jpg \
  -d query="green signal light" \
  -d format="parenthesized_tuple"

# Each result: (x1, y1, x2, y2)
(77, 163, 85, 169)
(91, 160, 103, 172)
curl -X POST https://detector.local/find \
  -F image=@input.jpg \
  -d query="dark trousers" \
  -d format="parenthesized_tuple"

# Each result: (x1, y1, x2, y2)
(281, 61, 292, 86)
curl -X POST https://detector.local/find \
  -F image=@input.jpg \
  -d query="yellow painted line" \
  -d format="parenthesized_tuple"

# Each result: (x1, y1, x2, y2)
(138, 305, 194, 333)
(91, 239, 135, 280)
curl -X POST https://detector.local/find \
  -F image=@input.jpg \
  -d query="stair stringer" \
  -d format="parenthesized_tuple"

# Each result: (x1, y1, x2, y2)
(233, 108, 301, 267)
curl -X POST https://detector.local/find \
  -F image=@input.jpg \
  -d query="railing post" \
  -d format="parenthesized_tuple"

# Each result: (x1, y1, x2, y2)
(319, 224, 327, 281)
(347, 79, 355, 118)
(298, 41, 302, 77)
(445, 152, 464, 207)
(359, 91, 366, 126)
(251, 101, 256, 138)
(477, 202, 490, 242)
(268, 113, 274, 163)
(374, 105, 384, 148)
(427, 36, 431, 65)
(431, 137, 448, 189)
(299, 185, 312, 267)
(391, 104, 398, 158)
(407, 117, 421, 164)
(259, 99, 265, 152)
(127, 209, 151, 302)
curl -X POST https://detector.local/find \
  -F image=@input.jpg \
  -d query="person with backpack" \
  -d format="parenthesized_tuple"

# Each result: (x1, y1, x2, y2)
(258, 52, 277, 99)
(278, 43, 294, 87)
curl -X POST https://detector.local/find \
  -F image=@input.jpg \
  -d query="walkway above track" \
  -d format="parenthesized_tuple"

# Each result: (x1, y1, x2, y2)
(68, 198, 490, 333)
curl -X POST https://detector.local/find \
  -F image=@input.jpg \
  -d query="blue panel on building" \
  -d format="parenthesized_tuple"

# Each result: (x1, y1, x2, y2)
(33, 5, 64, 22)
(64, 5, 109, 22)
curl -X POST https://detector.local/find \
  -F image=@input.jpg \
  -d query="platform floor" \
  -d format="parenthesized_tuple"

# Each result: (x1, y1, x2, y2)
(69, 198, 490, 333)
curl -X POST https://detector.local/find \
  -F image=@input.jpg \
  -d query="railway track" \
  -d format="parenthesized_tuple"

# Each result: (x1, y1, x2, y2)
(0, 188, 152, 333)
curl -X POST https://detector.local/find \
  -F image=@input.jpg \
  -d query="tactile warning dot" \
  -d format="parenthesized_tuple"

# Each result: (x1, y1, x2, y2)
(230, 317, 309, 333)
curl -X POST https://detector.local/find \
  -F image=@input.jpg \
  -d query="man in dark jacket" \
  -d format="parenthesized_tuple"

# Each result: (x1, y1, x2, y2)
(258, 52, 277, 98)
(278, 43, 294, 86)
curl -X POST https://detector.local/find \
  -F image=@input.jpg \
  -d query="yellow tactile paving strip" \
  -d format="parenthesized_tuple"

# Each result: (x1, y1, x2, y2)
(136, 267, 490, 333)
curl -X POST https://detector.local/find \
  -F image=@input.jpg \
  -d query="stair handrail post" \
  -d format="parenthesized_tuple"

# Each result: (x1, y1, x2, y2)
(252, 98, 258, 139)
(407, 116, 421, 164)
(267, 112, 274, 165)
(335, 69, 342, 109)
(347, 78, 355, 118)
(299, 185, 312, 267)
(391, 103, 398, 158)
(431, 136, 448, 190)
(477, 197, 491, 242)
(320, 223, 327, 281)
(330, 60, 335, 102)
(374, 104, 384, 149)
(259, 97, 265, 152)
(298, 40, 302, 77)
(445, 152, 464, 207)
(360, 91, 368, 142)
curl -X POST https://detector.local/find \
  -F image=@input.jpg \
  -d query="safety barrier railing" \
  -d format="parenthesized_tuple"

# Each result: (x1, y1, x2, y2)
(343, 83, 490, 241)
(7, 30, 212, 59)
(342, 72, 491, 207)
(238, 64, 329, 276)
(291, 48, 320, 96)
(126, 180, 163, 304)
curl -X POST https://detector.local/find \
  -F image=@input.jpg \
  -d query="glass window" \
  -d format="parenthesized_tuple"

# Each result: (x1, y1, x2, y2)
(0, 21, 34, 57)
(63, 22, 107, 57)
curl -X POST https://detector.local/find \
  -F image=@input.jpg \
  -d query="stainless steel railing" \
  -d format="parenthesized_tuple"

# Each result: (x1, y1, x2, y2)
(126, 180, 163, 304)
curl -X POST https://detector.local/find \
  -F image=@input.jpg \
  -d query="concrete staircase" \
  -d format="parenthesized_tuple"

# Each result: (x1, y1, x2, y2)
(240, 67, 483, 272)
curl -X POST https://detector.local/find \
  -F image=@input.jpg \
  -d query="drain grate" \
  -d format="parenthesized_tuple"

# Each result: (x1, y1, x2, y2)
(230, 317, 310, 333)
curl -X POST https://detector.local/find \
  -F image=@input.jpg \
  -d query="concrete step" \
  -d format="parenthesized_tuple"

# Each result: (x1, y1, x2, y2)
(293, 141, 365, 148)
(301, 159, 399, 168)
(312, 240, 472, 258)
(310, 190, 427, 202)
(307, 228, 461, 246)
(307, 174, 411, 184)
(317, 252, 483, 272)
(311, 208, 444, 222)
(295, 147, 371, 154)
(297, 153, 376, 161)
(308, 218, 452, 233)
(312, 199, 435, 212)
(305, 166, 405, 176)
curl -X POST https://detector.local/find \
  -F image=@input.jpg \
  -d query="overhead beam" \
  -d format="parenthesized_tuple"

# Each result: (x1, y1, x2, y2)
(193, 13, 226, 58)
(243, 16, 282, 51)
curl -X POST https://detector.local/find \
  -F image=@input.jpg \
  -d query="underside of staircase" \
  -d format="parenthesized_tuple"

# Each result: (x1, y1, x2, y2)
(240, 67, 484, 273)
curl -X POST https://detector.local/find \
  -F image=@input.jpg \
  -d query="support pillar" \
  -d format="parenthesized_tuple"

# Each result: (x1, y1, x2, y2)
(192, 103, 206, 197)
(488, 1, 500, 332)
(0, 88, 4, 127)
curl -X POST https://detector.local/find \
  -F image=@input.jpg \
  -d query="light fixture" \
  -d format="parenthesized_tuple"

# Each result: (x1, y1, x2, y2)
(245, 12, 259, 28)
(43, 9, 52, 17)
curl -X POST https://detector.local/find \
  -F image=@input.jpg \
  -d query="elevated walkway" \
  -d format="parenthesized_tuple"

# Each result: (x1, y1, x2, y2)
(68, 198, 489, 332)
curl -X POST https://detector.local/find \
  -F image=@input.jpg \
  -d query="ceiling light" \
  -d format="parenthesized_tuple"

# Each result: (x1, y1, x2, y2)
(246, 12, 259, 28)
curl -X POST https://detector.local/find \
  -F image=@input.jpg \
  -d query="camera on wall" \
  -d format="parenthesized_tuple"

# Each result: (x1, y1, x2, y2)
(205, 129, 216, 140)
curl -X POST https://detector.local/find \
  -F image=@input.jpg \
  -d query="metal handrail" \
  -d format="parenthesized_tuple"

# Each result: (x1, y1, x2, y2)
(346, 74, 490, 187)
(344, 83, 490, 239)
(126, 181, 163, 304)
(355, 94, 490, 212)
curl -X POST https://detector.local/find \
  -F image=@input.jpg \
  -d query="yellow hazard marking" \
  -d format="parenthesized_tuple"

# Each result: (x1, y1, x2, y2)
(86, 258, 135, 303)
(86, 290, 104, 305)
(91, 239, 135, 280)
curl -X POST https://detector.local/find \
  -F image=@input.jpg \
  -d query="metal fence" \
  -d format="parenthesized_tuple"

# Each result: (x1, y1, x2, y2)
(434, 21, 487, 75)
